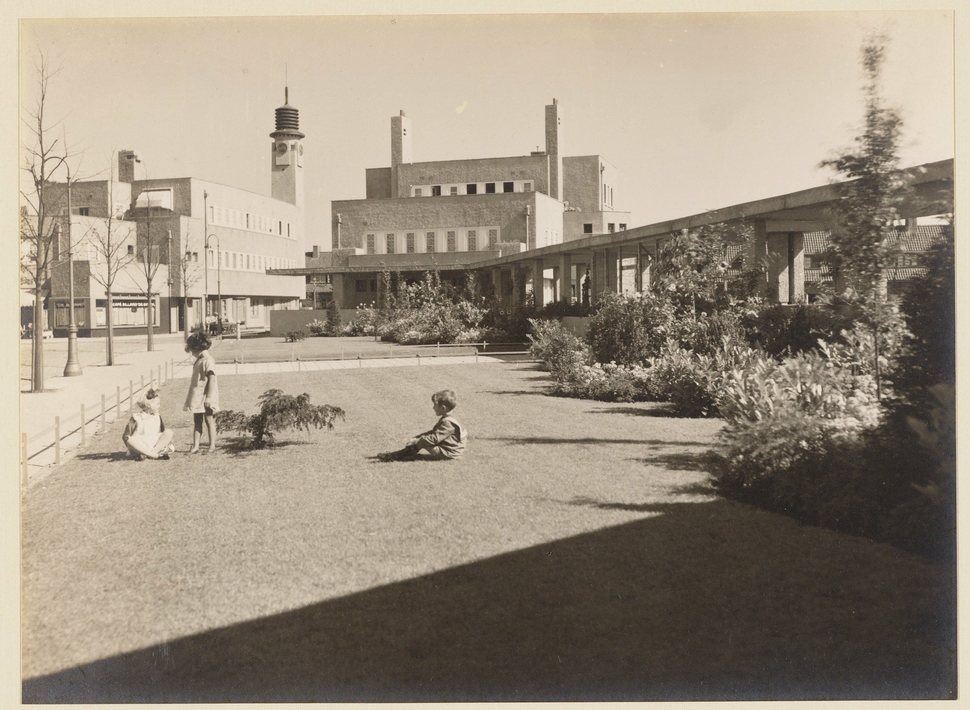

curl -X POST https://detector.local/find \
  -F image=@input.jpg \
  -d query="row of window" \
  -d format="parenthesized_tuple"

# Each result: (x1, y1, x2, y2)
(365, 227, 501, 255)
(209, 205, 295, 239)
(202, 250, 297, 271)
(582, 222, 627, 234)
(411, 180, 533, 198)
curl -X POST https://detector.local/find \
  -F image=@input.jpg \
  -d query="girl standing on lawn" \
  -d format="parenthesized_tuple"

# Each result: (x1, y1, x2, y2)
(184, 331, 220, 453)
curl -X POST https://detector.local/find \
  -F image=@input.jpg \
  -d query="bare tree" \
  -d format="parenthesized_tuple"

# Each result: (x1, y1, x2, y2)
(20, 52, 71, 392)
(83, 174, 135, 365)
(177, 230, 204, 341)
(128, 178, 172, 352)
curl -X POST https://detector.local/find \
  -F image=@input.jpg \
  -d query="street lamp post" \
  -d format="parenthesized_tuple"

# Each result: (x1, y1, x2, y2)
(202, 191, 209, 333)
(206, 232, 222, 335)
(63, 167, 82, 377)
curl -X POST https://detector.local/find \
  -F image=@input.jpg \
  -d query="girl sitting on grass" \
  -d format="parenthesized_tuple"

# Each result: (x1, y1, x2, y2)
(123, 389, 175, 460)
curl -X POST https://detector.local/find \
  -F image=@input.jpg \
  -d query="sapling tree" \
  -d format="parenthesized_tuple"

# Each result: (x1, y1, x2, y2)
(215, 389, 345, 448)
(819, 34, 912, 398)
(325, 298, 342, 335)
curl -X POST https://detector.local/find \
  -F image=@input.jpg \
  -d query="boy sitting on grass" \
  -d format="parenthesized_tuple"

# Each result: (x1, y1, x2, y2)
(379, 389, 467, 461)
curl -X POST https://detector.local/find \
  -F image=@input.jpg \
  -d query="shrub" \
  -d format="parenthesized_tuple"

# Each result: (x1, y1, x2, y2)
(325, 299, 343, 335)
(527, 318, 588, 380)
(585, 291, 677, 366)
(215, 388, 345, 448)
(641, 341, 718, 417)
(283, 330, 307, 342)
(306, 319, 327, 336)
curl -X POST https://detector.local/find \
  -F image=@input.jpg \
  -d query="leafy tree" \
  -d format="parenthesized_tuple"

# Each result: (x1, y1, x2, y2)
(215, 389, 345, 448)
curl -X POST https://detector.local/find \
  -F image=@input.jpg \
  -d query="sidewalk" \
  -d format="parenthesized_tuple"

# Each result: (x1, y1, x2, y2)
(20, 334, 197, 483)
(20, 335, 505, 486)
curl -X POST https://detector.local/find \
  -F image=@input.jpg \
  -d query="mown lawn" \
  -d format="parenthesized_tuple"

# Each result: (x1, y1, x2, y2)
(21, 363, 955, 702)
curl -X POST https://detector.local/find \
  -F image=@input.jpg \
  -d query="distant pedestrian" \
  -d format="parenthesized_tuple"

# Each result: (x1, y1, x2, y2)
(378, 389, 467, 461)
(184, 332, 220, 453)
(122, 389, 174, 460)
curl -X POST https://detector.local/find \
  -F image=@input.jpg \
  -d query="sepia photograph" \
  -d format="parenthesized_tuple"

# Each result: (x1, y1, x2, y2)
(7, 2, 960, 704)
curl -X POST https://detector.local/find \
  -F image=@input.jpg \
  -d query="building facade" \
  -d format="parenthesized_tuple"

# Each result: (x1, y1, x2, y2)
(43, 92, 308, 337)
(281, 99, 630, 309)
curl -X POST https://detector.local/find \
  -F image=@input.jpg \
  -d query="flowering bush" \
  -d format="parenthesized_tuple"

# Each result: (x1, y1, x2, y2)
(306, 319, 327, 336)
(344, 304, 378, 336)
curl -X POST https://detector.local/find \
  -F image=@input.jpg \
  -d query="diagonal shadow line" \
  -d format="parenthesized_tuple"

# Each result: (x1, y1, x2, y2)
(23, 500, 955, 704)
(479, 437, 715, 447)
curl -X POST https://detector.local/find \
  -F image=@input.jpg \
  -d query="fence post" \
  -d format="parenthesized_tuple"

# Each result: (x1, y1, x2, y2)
(129, 381, 134, 414)
(158, 365, 162, 386)
(297, 357, 301, 372)
(21, 432, 28, 488)
(80, 404, 86, 445)
(55, 416, 61, 465)
(417, 353, 421, 366)
(102, 394, 106, 429)
(165, 360, 169, 382)
(437, 342, 440, 356)
(358, 354, 362, 369)
(475, 350, 479, 364)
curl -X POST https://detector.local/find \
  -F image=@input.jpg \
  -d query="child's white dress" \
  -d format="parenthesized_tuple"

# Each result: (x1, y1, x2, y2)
(184, 351, 220, 413)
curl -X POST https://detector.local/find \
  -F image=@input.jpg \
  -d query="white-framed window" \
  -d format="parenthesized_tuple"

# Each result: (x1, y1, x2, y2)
(488, 229, 498, 248)
(414, 188, 422, 197)
(386, 233, 395, 254)
(366, 234, 375, 254)
(446, 231, 457, 252)
(523, 182, 533, 192)
(467, 229, 477, 251)
(426, 232, 436, 253)
(135, 188, 173, 210)
(450, 186, 458, 196)
(406, 233, 415, 253)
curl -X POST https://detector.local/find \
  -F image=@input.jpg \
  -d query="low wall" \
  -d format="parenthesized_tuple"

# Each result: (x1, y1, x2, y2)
(269, 309, 359, 336)
(561, 316, 589, 338)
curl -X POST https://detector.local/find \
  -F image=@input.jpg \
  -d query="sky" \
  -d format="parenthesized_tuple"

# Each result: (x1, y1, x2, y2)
(18, 11, 955, 251)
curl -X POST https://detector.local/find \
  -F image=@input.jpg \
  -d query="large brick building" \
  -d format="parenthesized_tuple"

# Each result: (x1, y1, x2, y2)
(294, 100, 630, 309)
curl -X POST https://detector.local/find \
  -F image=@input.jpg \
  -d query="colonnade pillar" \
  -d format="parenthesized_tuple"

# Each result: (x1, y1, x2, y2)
(557, 252, 572, 302)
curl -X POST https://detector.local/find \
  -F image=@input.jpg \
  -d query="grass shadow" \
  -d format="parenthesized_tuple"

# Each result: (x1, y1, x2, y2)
(22, 498, 955, 703)
(218, 437, 316, 457)
(586, 404, 679, 418)
(630, 451, 715, 473)
(482, 436, 715, 447)
(75, 451, 135, 463)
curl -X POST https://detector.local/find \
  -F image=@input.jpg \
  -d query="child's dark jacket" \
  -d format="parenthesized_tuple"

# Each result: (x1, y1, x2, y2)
(417, 413, 466, 459)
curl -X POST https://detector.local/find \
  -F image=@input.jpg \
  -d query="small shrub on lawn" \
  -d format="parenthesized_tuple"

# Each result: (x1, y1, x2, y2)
(215, 388, 345, 448)
(307, 319, 327, 336)
(283, 330, 307, 342)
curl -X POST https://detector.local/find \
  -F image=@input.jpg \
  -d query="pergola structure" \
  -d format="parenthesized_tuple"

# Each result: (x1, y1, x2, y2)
(474, 159, 953, 308)
(275, 159, 952, 309)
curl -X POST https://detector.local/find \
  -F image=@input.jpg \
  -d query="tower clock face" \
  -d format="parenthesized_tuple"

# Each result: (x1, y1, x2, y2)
(277, 142, 287, 155)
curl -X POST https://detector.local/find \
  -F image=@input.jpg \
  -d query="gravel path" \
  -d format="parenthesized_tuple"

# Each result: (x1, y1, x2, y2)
(21, 363, 955, 702)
